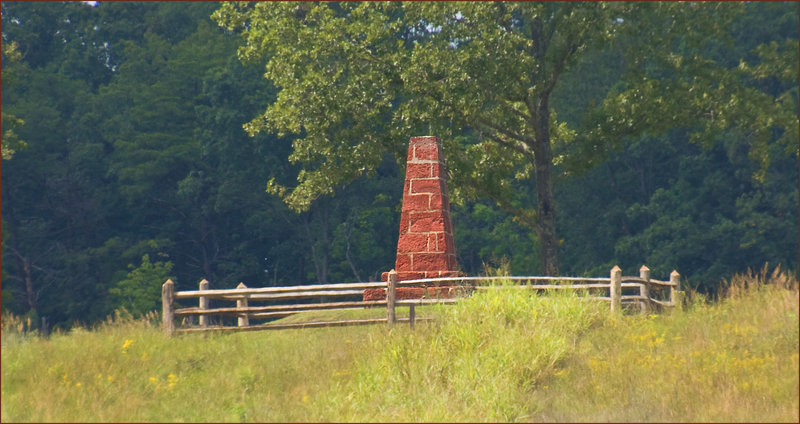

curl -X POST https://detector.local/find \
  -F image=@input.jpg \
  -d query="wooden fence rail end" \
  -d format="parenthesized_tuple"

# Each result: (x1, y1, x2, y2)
(387, 270, 397, 327)
(162, 279, 175, 337)
(199, 279, 209, 328)
(236, 282, 249, 327)
(610, 266, 622, 313)
(670, 270, 683, 311)
(639, 266, 651, 313)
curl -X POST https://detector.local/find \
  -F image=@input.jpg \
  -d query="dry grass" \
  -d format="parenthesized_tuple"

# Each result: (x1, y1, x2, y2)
(528, 265, 799, 422)
(2, 266, 797, 422)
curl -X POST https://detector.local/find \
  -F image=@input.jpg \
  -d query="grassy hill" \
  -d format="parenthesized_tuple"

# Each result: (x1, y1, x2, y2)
(2, 267, 797, 422)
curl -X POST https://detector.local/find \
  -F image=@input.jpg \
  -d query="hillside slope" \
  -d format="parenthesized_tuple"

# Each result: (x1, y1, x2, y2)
(2, 268, 797, 422)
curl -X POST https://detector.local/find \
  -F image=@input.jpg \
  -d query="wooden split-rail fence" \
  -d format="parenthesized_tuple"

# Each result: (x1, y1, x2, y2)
(161, 265, 683, 336)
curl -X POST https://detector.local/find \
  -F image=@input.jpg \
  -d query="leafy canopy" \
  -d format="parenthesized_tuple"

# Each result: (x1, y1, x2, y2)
(213, 1, 795, 211)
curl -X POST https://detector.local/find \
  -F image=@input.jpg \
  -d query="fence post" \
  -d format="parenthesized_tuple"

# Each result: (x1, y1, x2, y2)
(387, 270, 397, 327)
(236, 282, 249, 327)
(409, 303, 416, 329)
(670, 270, 683, 311)
(162, 279, 175, 337)
(199, 279, 209, 328)
(610, 265, 622, 313)
(639, 265, 651, 313)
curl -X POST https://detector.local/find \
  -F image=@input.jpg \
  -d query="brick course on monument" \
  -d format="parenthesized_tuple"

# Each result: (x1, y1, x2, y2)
(364, 136, 462, 301)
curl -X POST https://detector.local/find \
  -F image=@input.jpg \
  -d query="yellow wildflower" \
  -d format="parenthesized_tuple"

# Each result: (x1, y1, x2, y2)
(168, 373, 178, 388)
(121, 339, 133, 353)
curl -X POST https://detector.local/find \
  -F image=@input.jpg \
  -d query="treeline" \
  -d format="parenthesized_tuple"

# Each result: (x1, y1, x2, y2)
(1, 2, 797, 328)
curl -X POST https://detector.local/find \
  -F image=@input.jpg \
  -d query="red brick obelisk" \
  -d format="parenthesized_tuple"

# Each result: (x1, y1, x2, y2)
(364, 136, 462, 301)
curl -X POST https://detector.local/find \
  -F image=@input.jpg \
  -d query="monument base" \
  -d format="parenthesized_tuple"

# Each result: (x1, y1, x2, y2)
(362, 270, 468, 301)
(379, 270, 464, 282)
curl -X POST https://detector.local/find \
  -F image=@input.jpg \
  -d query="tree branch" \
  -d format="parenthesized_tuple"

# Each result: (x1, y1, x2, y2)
(476, 117, 537, 148)
(342, 218, 363, 282)
(480, 129, 537, 166)
(542, 33, 581, 99)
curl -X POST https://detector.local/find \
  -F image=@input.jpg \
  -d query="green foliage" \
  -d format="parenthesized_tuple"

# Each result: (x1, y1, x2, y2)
(212, 2, 652, 274)
(552, 1, 799, 285)
(212, 2, 621, 207)
(0, 112, 26, 160)
(1, 1, 796, 330)
(615, 138, 798, 288)
(453, 201, 538, 275)
(1, 41, 27, 160)
(578, 2, 798, 175)
(108, 254, 174, 317)
(214, 1, 798, 276)
(1, 2, 402, 327)
(557, 126, 799, 288)
(215, 2, 408, 212)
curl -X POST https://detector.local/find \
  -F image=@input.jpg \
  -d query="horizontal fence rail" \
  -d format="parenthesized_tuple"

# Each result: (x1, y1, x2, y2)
(161, 265, 682, 336)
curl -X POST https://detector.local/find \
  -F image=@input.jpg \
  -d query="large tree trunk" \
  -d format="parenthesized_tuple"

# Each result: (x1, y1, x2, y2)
(9, 246, 38, 315)
(319, 207, 329, 283)
(342, 220, 363, 282)
(303, 207, 330, 284)
(524, 14, 561, 276)
(531, 95, 560, 276)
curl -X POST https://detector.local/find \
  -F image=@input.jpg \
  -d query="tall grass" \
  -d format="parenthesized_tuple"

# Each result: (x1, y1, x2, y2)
(2, 267, 797, 422)
(1, 309, 378, 422)
(529, 265, 799, 422)
(321, 283, 608, 422)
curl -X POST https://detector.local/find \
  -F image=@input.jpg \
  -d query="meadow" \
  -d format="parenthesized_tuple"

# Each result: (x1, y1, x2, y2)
(2, 266, 797, 422)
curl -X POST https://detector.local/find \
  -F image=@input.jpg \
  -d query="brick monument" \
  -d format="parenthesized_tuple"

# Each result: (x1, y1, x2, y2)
(364, 136, 464, 301)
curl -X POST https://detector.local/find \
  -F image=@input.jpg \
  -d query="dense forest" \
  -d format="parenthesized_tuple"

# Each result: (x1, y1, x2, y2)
(1, 1, 797, 329)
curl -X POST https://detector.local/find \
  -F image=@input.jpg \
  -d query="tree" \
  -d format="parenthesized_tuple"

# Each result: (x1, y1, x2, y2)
(3, 1, 792, 328)
(213, 2, 790, 276)
(0, 1, 117, 322)
(2, 1, 403, 327)
(109, 254, 174, 317)
(1, 40, 27, 160)
(452, 201, 537, 275)
(552, 1, 798, 286)
(1, 1, 268, 323)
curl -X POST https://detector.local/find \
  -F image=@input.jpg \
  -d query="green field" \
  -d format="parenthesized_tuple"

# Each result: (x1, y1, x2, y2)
(2, 267, 797, 422)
